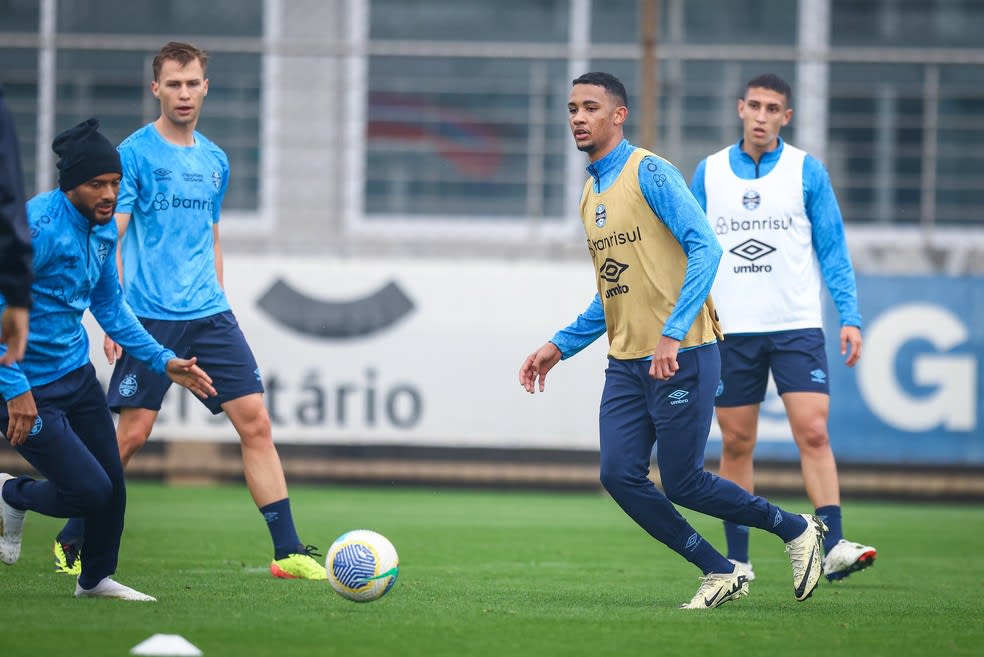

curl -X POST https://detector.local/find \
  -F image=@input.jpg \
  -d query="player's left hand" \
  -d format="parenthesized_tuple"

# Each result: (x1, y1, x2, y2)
(165, 356, 217, 399)
(649, 336, 681, 380)
(840, 325, 862, 367)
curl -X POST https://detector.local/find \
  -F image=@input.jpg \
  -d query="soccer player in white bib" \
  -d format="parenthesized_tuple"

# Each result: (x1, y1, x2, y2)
(520, 72, 827, 609)
(52, 42, 326, 581)
(690, 73, 877, 583)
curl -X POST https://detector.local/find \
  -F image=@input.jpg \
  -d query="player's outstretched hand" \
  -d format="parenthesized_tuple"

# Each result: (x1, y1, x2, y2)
(166, 356, 217, 399)
(3, 390, 38, 446)
(103, 334, 123, 364)
(519, 342, 562, 393)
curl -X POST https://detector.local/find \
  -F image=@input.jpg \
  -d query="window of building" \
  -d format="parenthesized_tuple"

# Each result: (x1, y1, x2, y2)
(2, 0, 264, 220)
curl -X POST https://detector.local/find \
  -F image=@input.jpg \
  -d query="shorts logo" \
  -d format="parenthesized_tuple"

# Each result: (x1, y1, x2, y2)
(119, 373, 139, 398)
(716, 380, 724, 397)
(254, 367, 262, 382)
(773, 509, 783, 528)
(29, 416, 43, 436)
(669, 389, 690, 405)
(742, 188, 761, 210)
(595, 204, 607, 228)
(810, 369, 827, 384)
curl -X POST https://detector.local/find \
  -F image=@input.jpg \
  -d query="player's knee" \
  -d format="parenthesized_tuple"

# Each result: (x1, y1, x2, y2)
(794, 420, 830, 451)
(720, 429, 756, 458)
(598, 461, 638, 499)
(661, 470, 706, 506)
(62, 473, 113, 514)
(237, 415, 274, 448)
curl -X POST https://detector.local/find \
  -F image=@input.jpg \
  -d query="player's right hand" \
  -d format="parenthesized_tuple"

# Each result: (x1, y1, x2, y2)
(103, 334, 122, 364)
(519, 342, 562, 394)
(165, 356, 217, 399)
(3, 390, 38, 446)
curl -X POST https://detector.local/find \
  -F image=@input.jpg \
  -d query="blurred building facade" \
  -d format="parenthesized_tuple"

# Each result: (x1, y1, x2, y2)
(2, 0, 983, 270)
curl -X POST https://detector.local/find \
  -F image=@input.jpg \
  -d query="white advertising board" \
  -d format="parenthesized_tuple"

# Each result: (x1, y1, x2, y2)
(87, 257, 613, 449)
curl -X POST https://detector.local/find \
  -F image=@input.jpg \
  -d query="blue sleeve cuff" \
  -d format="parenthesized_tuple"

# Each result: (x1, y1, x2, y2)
(550, 294, 607, 359)
(0, 366, 31, 401)
(149, 349, 177, 376)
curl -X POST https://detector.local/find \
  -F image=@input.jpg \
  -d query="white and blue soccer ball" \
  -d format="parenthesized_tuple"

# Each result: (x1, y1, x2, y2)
(325, 529, 399, 602)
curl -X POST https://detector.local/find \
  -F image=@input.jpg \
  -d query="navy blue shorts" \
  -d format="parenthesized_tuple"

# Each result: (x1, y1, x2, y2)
(714, 328, 829, 407)
(106, 310, 263, 415)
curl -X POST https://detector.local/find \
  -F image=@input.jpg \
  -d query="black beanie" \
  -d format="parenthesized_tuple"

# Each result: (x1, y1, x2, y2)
(52, 118, 122, 191)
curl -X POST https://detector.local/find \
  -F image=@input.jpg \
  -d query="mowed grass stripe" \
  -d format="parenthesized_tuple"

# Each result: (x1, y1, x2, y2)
(3, 483, 982, 657)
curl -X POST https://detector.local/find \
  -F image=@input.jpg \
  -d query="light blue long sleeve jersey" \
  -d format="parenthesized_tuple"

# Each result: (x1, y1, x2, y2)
(690, 138, 861, 328)
(0, 190, 175, 401)
(550, 139, 723, 360)
(116, 123, 230, 320)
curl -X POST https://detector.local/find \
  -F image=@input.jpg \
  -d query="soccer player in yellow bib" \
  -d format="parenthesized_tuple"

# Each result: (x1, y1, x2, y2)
(519, 72, 825, 609)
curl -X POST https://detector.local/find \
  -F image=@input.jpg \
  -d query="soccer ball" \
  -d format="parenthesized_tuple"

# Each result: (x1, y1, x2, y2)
(325, 529, 399, 602)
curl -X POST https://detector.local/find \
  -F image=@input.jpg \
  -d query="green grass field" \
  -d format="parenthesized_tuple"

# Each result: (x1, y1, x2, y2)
(4, 482, 982, 657)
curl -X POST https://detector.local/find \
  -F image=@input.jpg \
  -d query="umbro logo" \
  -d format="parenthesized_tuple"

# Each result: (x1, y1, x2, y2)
(153, 167, 172, 180)
(730, 238, 775, 262)
(599, 258, 628, 283)
(810, 369, 827, 383)
(668, 390, 690, 405)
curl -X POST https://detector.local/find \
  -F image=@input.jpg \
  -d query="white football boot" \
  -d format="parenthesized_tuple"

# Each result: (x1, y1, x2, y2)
(0, 473, 26, 565)
(785, 514, 828, 601)
(75, 577, 157, 602)
(824, 539, 877, 581)
(728, 558, 756, 582)
(680, 569, 749, 610)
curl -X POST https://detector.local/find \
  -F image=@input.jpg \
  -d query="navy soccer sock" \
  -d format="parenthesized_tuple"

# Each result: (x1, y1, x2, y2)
(260, 498, 303, 560)
(769, 507, 810, 543)
(723, 521, 750, 563)
(672, 529, 734, 575)
(815, 504, 842, 552)
(57, 517, 86, 546)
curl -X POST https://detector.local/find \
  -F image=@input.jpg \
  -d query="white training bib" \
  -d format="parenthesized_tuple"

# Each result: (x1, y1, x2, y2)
(705, 144, 823, 333)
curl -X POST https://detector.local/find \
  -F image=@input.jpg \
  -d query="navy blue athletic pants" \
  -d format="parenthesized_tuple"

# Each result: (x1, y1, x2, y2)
(598, 344, 785, 560)
(1, 363, 124, 587)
